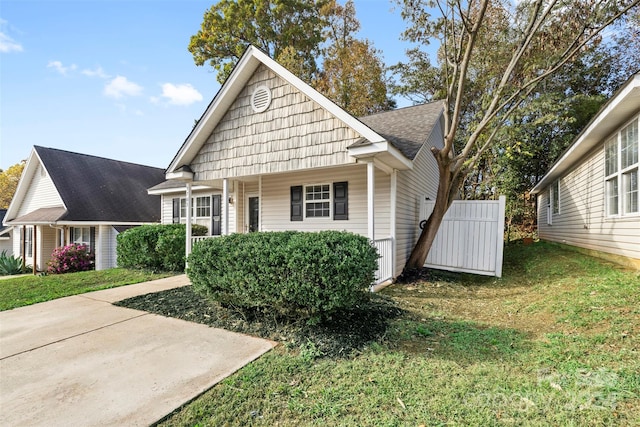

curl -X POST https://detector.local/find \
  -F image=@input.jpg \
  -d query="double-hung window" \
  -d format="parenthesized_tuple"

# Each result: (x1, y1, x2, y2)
(305, 184, 331, 218)
(71, 227, 91, 247)
(195, 196, 211, 217)
(291, 182, 348, 221)
(605, 117, 639, 217)
(25, 227, 33, 257)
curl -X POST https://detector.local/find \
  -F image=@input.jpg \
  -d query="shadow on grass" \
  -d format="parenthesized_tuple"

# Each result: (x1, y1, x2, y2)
(116, 285, 531, 363)
(393, 317, 531, 364)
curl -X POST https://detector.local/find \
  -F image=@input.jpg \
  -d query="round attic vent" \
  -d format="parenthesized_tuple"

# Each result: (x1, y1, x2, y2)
(251, 85, 272, 113)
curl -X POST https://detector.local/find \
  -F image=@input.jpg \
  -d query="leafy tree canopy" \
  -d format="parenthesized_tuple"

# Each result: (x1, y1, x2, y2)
(393, 0, 639, 271)
(189, 0, 329, 84)
(0, 162, 25, 209)
(189, 0, 394, 115)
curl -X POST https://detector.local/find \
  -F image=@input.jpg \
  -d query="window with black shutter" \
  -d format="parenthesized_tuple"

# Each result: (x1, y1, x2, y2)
(172, 198, 180, 223)
(211, 195, 222, 235)
(290, 186, 303, 221)
(333, 181, 348, 220)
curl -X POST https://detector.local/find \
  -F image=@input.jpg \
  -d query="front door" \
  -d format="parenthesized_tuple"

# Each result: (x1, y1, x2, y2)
(248, 196, 259, 232)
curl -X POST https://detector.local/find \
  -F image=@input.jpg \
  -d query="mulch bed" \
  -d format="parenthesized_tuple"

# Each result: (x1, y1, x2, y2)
(115, 285, 404, 358)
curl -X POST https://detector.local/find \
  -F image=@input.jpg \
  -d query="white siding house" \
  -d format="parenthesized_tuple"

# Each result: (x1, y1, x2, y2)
(531, 73, 640, 269)
(151, 45, 446, 282)
(3, 147, 165, 272)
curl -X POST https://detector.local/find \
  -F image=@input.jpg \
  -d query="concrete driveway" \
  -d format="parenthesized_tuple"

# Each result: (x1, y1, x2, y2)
(0, 275, 276, 426)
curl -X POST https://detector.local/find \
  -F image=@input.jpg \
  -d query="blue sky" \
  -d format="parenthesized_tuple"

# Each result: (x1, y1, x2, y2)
(0, 0, 416, 171)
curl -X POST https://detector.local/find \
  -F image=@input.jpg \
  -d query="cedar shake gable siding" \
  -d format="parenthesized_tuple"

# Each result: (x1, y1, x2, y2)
(190, 64, 361, 181)
(34, 146, 165, 222)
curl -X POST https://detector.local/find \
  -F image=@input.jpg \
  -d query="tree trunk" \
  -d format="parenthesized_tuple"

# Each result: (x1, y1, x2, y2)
(403, 154, 461, 274)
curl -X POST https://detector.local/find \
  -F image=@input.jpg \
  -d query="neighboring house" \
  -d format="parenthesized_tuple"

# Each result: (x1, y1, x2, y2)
(531, 72, 640, 268)
(0, 209, 13, 255)
(3, 146, 166, 271)
(150, 45, 446, 283)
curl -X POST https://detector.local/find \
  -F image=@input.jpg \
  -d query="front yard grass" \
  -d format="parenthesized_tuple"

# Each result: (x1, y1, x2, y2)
(0, 269, 175, 311)
(117, 243, 640, 425)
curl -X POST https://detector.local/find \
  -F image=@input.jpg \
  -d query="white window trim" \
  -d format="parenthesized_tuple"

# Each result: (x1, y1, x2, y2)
(604, 116, 639, 219)
(71, 226, 91, 247)
(303, 183, 332, 220)
(179, 194, 216, 220)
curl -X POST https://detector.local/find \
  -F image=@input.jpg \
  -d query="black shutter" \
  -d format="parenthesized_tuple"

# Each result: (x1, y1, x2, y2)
(211, 195, 221, 235)
(290, 186, 303, 221)
(69, 227, 74, 243)
(333, 181, 348, 220)
(90, 227, 96, 253)
(172, 198, 180, 224)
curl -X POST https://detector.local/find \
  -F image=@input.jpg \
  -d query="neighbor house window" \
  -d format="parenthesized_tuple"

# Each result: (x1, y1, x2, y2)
(552, 180, 560, 215)
(71, 227, 91, 247)
(305, 184, 331, 218)
(605, 117, 639, 216)
(25, 227, 33, 257)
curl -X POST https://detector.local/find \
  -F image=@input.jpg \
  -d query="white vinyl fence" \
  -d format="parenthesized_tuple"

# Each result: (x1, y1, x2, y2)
(421, 196, 506, 277)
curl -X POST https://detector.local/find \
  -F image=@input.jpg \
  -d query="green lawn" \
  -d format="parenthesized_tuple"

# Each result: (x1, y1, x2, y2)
(0, 269, 175, 311)
(156, 242, 640, 426)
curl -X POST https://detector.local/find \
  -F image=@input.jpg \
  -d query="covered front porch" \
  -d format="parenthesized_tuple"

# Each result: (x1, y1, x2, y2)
(177, 161, 396, 285)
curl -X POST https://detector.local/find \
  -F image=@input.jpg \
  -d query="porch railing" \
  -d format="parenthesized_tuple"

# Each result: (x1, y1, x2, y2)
(192, 235, 218, 245)
(373, 237, 393, 285)
(191, 234, 394, 285)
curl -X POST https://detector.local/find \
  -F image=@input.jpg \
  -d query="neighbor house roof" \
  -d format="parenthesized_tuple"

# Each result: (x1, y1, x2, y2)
(531, 72, 640, 195)
(166, 45, 443, 176)
(5, 146, 166, 225)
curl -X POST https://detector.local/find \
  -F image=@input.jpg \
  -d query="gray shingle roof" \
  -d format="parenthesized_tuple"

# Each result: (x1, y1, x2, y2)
(358, 101, 445, 159)
(34, 146, 166, 222)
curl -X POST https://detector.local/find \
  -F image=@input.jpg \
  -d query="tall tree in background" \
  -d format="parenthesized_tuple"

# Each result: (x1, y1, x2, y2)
(315, 0, 392, 116)
(188, 0, 328, 84)
(0, 162, 25, 209)
(189, 0, 392, 115)
(397, 0, 640, 272)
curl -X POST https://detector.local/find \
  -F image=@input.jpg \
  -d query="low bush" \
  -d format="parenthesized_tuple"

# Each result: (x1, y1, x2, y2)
(47, 244, 94, 274)
(0, 250, 29, 275)
(187, 231, 379, 321)
(116, 224, 207, 272)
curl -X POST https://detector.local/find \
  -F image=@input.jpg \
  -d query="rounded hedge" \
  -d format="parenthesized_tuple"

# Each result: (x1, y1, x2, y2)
(117, 224, 207, 272)
(187, 231, 379, 321)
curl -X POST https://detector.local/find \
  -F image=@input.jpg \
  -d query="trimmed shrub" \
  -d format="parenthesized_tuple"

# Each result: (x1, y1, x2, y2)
(117, 224, 207, 272)
(187, 231, 379, 321)
(47, 244, 95, 274)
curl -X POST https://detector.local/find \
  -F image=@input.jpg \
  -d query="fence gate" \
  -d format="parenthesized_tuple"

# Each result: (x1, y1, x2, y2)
(421, 196, 506, 277)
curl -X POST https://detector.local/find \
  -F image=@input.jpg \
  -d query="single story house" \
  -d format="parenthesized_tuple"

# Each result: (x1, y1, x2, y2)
(0, 209, 13, 255)
(3, 146, 166, 271)
(531, 72, 639, 269)
(149, 45, 446, 283)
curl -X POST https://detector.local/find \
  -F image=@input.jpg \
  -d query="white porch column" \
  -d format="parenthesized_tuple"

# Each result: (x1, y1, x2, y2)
(186, 182, 192, 258)
(390, 169, 397, 274)
(367, 161, 375, 241)
(222, 178, 229, 235)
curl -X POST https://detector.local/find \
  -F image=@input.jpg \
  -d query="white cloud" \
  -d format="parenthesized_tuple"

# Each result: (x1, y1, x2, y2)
(104, 75, 143, 99)
(82, 66, 110, 79)
(158, 83, 203, 106)
(0, 19, 23, 53)
(47, 60, 77, 75)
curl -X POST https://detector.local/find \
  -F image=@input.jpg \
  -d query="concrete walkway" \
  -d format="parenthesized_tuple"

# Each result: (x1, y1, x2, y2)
(0, 275, 277, 426)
